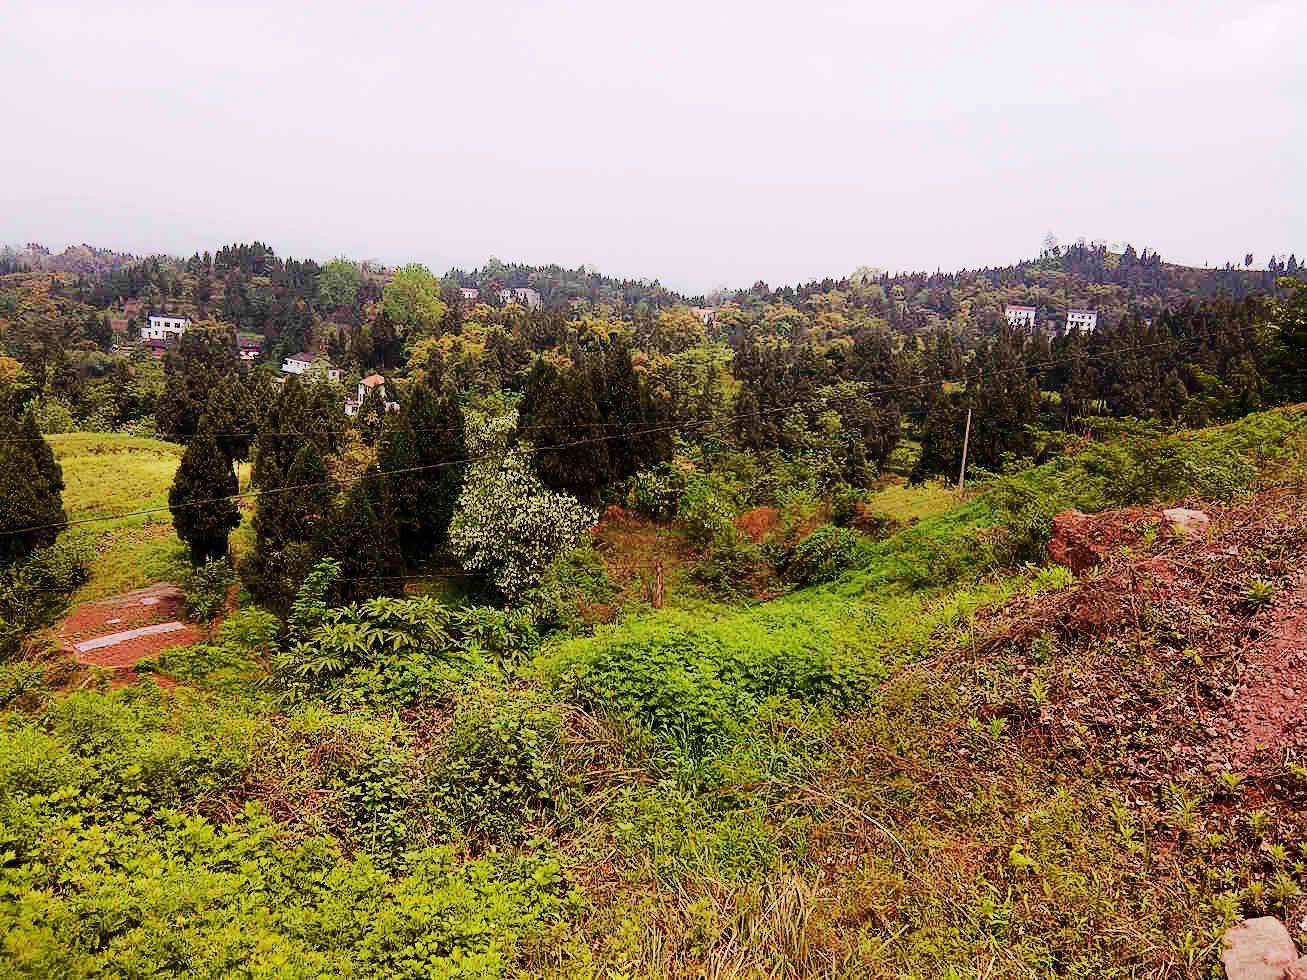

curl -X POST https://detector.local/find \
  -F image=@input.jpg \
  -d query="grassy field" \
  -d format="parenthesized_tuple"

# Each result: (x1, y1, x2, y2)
(49, 433, 252, 602)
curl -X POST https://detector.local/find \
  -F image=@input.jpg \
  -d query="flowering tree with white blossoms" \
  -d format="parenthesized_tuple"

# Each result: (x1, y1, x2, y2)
(449, 409, 597, 600)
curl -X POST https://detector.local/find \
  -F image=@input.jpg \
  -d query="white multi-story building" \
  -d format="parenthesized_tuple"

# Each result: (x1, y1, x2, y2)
(141, 314, 191, 341)
(497, 287, 542, 309)
(344, 374, 398, 416)
(281, 353, 342, 382)
(281, 352, 314, 375)
(1004, 305, 1037, 329)
(1066, 309, 1098, 332)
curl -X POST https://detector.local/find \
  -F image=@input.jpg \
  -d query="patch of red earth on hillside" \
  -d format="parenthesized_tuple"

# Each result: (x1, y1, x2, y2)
(1047, 506, 1156, 574)
(57, 584, 187, 643)
(736, 507, 780, 543)
(1227, 568, 1307, 769)
(75, 625, 206, 669)
(974, 492, 1307, 784)
(56, 582, 201, 681)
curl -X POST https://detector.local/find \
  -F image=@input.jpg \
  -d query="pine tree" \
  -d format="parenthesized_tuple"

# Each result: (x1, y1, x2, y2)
(169, 431, 240, 565)
(202, 375, 257, 463)
(319, 470, 404, 603)
(378, 386, 466, 564)
(0, 414, 66, 564)
(519, 359, 610, 502)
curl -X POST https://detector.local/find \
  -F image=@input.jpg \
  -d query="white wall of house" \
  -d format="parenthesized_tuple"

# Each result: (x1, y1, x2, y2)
(1004, 306, 1037, 329)
(141, 315, 190, 341)
(1066, 310, 1099, 332)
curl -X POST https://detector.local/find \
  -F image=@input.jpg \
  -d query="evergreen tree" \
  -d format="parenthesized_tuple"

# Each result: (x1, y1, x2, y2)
(241, 442, 333, 618)
(319, 470, 404, 603)
(156, 323, 239, 442)
(0, 413, 66, 564)
(169, 431, 240, 564)
(910, 385, 968, 484)
(378, 386, 466, 564)
(518, 360, 610, 502)
(202, 375, 257, 463)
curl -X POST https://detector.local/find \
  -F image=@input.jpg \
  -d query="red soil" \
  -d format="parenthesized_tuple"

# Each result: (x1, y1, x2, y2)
(1229, 568, 1307, 768)
(736, 507, 781, 543)
(56, 583, 199, 680)
(58, 584, 187, 643)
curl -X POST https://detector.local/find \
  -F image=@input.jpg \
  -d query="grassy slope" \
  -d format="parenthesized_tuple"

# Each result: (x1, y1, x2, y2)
(50, 433, 252, 602)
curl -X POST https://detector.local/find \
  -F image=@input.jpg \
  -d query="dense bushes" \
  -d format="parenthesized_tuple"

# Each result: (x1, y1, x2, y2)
(546, 612, 872, 756)
(275, 589, 539, 707)
(182, 555, 232, 622)
(986, 409, 1304, 564)
(782, 525, 859, 585)
(0, 532, 93, 659)
(430, 688, 569, 842)
(0, 798, 575, 979)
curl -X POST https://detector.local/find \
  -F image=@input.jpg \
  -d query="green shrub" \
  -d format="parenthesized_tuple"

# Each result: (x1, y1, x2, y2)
(182, 556, 232, 622)
(677, 473, 738, 549)
(0, 661, 47, 710)
(547, 613, 871, 757)
(629, 461, 686, 520)
(431, 688, 569, 841)
(783, 525, 859, 585)
(0, 533, 94, 658)
(0, 801, 575, 978)
(275, 594, 538, 706)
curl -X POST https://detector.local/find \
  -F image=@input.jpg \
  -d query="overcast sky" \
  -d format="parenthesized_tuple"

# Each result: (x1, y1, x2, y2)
(2, 1, 1304, 293)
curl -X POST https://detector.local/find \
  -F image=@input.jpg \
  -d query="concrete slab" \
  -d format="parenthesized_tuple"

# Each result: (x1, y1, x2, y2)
(73, 621, 188, 653)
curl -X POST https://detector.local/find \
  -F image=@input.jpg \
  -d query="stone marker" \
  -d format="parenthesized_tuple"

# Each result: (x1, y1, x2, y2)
(1162, 507, 1209, 540)
(1221, 916, 1299, 980)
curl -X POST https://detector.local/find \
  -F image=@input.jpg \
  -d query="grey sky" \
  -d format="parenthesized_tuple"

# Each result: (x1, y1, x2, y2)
(2, 0, 1304, 293)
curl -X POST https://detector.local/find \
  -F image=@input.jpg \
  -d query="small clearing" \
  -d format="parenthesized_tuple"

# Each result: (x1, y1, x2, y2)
(57, 583, 203, 675)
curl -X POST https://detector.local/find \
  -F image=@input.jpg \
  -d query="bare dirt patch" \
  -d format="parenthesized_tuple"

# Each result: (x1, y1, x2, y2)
(56, 582, 200, 678)
(1228, 568, 1307, 769)
(975, 491, 1307, 785)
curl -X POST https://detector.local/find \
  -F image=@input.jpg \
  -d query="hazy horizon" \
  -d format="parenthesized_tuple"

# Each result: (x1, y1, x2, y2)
(3, 0, 1304, 293)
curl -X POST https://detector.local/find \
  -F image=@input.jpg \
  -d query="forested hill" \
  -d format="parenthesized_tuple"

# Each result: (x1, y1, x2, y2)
(725, 242, 1298, 341)
(4, 238, 1297, 334)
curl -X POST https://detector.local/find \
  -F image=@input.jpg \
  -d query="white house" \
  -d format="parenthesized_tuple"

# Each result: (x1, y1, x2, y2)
(281, 352, 342, 382)
(141, 314, 191, 342)
(459, 287, 480, 304)
(1066, 309, 1098, 332)
(497, 287, 542, 309)
(344, 374, 399, 416)
(281, 352, 314, 375)
(1004, 305, 1037, 329)
(689, 306, 718, 324)
(356, 373, 387, 403)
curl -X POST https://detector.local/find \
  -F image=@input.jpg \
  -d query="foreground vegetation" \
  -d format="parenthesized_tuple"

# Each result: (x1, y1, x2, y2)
(3, 407, 1306, 976)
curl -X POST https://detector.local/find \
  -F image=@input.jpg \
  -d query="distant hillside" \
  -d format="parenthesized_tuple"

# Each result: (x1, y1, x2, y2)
(721, 242, 1298, 342)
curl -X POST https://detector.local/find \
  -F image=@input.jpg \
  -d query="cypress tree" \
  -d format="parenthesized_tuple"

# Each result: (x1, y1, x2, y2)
(0, 414, 66, 564)
(519, 360, 610, 502)
(320, 469, 404, 603)
(169, 431, 240, 564)
(379, 386, 465, 564)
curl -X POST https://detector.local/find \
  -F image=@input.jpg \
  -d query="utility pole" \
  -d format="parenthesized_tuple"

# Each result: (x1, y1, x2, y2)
(957, 407, 972, 496)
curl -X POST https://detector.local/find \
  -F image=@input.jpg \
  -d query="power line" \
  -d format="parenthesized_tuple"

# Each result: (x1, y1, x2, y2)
(0, 334, 1238, 537)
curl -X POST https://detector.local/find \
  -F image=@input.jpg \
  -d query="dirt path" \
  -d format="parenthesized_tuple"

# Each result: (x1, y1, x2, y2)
(57, 583, 202, 681)
(1229, 568, 1307, 769)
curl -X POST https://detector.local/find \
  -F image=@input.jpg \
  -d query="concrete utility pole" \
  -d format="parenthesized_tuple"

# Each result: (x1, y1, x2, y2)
(957, 407, 972, 496)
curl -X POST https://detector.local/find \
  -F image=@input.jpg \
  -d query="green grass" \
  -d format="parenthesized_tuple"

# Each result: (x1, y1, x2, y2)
(49, 433, 183, 520)
(48, 433, 255, 602)
(865, 477, 960, 523)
